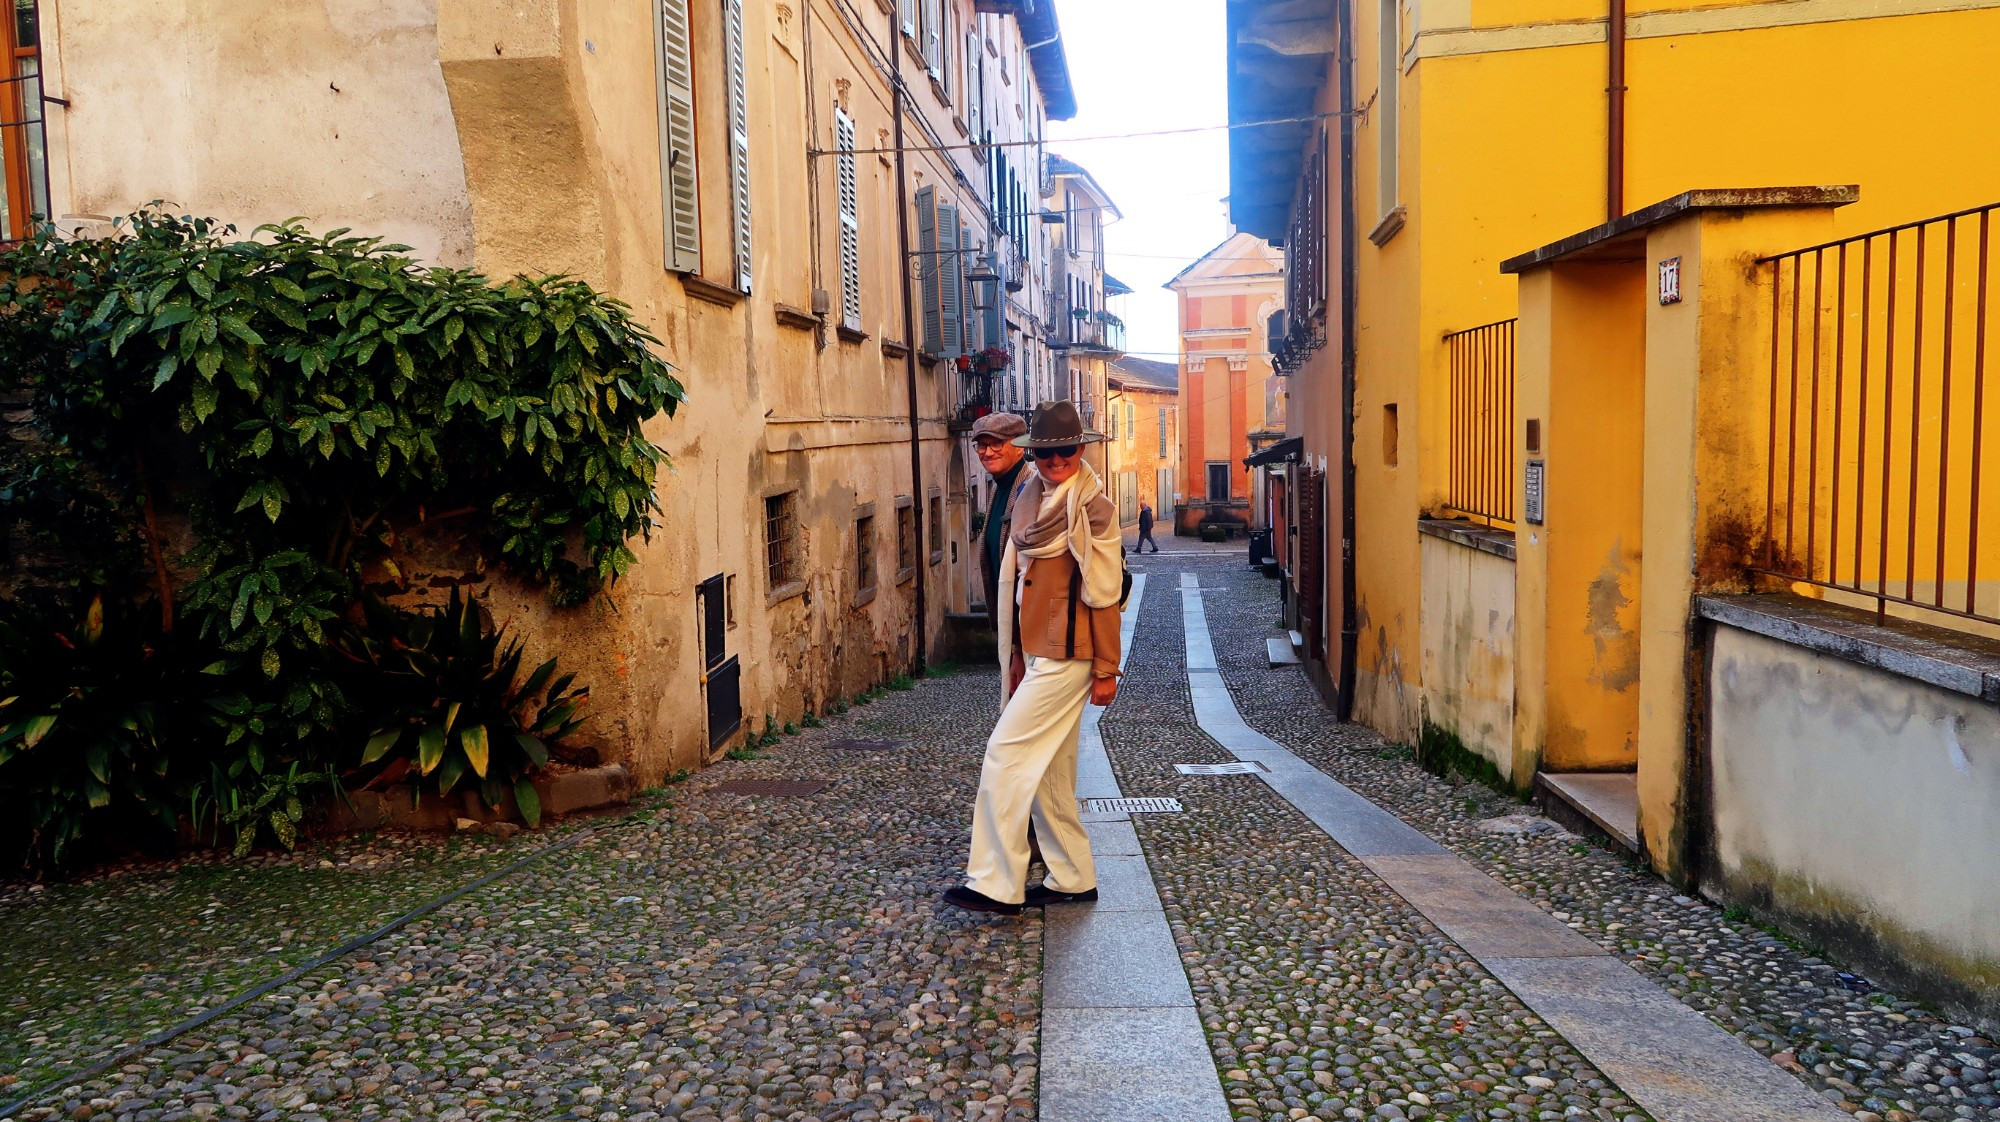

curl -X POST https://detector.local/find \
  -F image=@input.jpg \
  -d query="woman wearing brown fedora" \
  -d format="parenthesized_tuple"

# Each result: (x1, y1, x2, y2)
(944, 400, 1123, 915)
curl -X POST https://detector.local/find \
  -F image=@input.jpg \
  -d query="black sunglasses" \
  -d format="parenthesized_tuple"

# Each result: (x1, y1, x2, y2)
(1031, 445, 1080, 460)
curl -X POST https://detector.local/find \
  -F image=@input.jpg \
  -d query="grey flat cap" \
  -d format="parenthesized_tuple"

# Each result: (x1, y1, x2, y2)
(970, 412, 1028, 442)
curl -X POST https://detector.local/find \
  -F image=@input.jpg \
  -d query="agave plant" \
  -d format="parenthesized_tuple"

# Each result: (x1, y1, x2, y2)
(0, 593, 179, 868)
(335, 589, 587, 826)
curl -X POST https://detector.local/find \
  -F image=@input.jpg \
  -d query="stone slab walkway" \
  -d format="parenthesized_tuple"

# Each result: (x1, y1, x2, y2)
(1172, 571, 1839, 1122)
(1042, 574, 1232, 1122)
(1164, 552, 1999, 1122)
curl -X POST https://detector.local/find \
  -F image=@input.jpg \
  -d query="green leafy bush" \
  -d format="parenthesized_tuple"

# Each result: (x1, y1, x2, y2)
(336, 589, 587, 827)
(0, 595, 181, 865)
(0, 209, 679, 869)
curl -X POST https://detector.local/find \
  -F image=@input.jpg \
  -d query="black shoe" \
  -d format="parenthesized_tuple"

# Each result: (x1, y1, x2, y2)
(1023, 883, 1099, 907)
(941, 885, 1023, 915)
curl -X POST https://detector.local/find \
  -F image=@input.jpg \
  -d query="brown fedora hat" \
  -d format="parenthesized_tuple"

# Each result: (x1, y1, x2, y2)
(1012, 400, 1106, 448)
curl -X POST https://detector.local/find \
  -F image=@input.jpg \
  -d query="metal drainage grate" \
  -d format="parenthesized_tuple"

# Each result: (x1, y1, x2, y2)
(715, 779, 833, 797)
(1079, 797, 1184, 814)
(1175, 761, 1267, 776)
(824, 738, 907, 752)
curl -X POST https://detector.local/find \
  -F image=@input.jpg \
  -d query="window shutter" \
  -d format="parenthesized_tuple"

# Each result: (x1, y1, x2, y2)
(965, 31, 981, 139)
(1159, 407, 1168, 456)
(938, 205, 962, 357)
(656, 0, 701, 273)
(960, 223, 976, 350)
(984, 278, 1003, 359)
(925, 0, 943, 76)
(724, 0, 752, 293)
(835, 108, 861, 331)
(917, 185, 941, 356)
(899, 0, 915, 37)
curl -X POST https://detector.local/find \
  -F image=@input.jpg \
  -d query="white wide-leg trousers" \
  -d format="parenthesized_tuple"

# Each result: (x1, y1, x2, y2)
(964, 655, 1098, 904)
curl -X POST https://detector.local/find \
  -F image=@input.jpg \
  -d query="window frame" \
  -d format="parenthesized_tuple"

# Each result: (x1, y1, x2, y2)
(853, 505, 879, 606)
(894, 495, 917, 585)
(2, 0, 51, 243)
(1377, 0, 1401, 224)
(927, 490, 944, 565)
(763, 488, 806, 604)
(1206, 460, 1232, 504)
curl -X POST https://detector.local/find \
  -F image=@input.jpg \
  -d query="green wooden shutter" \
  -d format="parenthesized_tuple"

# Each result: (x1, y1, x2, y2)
(939, 205, 963, 357)
(917, 185, 940, 355)
(961, 223, 976, 351)
(655, 0, 701, 273)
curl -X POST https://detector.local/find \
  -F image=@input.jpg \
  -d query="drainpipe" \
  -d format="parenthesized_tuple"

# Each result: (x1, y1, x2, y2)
(1335, 0, 1360, 721)
(1607, 0, 1627, 221)
(891, 26, 929, 673)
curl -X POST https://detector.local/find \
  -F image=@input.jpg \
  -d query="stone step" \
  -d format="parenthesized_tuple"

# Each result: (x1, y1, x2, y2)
(1266, 636, 1302, 666)
(1536, 771, 1640, 853)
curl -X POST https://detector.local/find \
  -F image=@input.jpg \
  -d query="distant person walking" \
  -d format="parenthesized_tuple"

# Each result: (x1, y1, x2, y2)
(945, 401, 1122, 915)
(1136, 500, 1159, 552)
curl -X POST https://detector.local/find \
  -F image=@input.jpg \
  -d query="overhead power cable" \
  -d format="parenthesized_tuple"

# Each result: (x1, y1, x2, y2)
(810, 111, 1340, 157)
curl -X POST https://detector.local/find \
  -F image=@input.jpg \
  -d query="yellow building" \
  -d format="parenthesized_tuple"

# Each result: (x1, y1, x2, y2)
(1167, 232, 1286, 536)
(1106, 357, 1181, 530)
(1228, 0, 2000, 1023)
(16, 0, 1079, 780)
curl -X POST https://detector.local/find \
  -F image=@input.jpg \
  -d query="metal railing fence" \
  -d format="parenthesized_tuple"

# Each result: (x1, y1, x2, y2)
(1755, 202, 2000, 629)
(1442, 318, 1517, 528)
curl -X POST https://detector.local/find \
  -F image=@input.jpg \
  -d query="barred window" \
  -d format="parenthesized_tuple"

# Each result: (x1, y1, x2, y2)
(764, 492, 798, 588)
(855, 514, 877, 594)
(895, 499, 915, 577)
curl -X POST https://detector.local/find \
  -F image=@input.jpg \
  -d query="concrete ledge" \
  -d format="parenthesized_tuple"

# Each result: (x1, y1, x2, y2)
(1499, 186, 1859, 274)
(1417, 516, 1517, 560)
(315, 765, 634, 836)
(1696, 593, 2000, 703)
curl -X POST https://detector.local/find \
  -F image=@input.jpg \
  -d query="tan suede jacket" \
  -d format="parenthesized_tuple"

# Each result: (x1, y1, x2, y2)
(1013, 548, 1122, 678)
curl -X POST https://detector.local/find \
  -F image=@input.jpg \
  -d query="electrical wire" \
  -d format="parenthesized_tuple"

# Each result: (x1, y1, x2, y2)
(811, 111, 1340, 157)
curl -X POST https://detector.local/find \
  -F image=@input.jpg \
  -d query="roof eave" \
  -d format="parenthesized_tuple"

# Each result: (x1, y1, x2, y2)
(983, 0, 1078, 120)
(1226, 0, 1337, 243)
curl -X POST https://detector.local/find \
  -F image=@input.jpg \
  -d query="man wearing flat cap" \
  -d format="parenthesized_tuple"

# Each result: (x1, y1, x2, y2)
(944, 400, 1122, 915)
(970, 411, 1030, 627)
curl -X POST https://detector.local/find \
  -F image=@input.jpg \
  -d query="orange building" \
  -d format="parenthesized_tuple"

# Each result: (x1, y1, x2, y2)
(1106, 356, 1180, 530)
(1166, 232, 1286, 536)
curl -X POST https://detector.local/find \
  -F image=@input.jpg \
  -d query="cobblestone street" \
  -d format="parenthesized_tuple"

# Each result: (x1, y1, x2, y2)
(2, 545, 1994, 1122)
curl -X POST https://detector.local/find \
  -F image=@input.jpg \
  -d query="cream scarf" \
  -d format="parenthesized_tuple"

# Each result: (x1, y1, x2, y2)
(994, 459, 1123, 705)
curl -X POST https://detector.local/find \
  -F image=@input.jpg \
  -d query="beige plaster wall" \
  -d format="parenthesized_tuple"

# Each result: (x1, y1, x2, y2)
(49, 0, 970, 785)
(54, 0, 476, 266)
(1418, 534, 1517, 782)
(1707, 625, 2000, 1026)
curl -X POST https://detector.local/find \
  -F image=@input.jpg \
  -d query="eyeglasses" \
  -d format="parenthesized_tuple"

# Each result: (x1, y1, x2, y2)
(1031, 445, 1080, 461)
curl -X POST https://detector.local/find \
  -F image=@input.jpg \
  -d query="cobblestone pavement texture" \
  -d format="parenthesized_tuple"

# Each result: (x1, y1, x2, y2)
(1, 672, 1043, 1122)
(1105, 556, 1649, 1122)
(5, 547, 1993, 1122)
(1169, 551, 1999, 1122)
(0, 834, 522, 1092)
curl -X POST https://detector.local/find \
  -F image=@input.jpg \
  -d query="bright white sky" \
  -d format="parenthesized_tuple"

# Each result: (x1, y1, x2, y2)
(1047, 0, 1231, 363)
